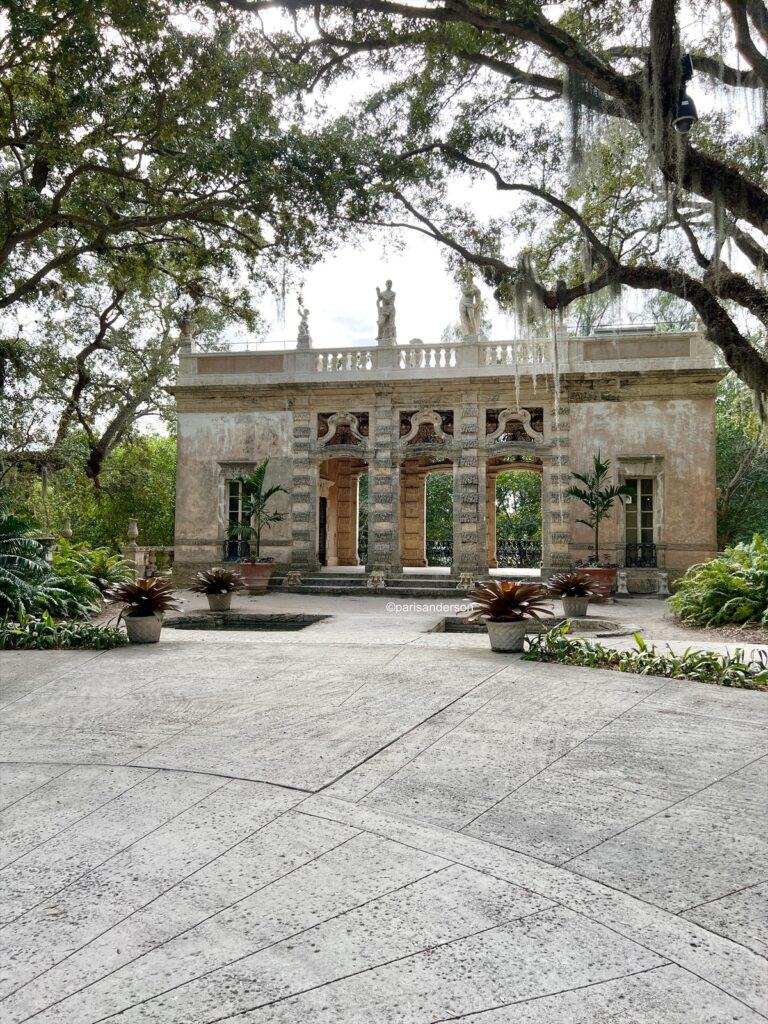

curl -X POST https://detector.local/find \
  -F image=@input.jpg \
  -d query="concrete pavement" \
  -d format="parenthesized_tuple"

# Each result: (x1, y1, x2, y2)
(0, 594, 766, 1022)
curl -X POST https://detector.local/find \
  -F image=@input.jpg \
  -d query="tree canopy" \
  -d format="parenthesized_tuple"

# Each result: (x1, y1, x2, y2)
(215, 0, 768, 410)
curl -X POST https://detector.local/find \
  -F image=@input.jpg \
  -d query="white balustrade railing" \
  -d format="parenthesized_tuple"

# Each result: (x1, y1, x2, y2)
(315, 349, 375, 373)
(480, 340, 551, 365)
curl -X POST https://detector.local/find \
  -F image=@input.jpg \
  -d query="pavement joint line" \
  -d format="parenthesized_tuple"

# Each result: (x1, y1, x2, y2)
(0, 760, 314, 794)
(427, 961, 673, 1022)
(0, 764, 77, 814)
(0, 769, 159, 878)
(680, 877, 768, 915)
(0, 649, 110, 711)
(85, 861, 457, 1024)
(562, 749, 768, 868)
(315, 665, 515, 795)
(336, 645, 408, 707)
(0, 776, 233, 937)
(350, 676, 514, 804)
(3, 792, 311, 1010)
(294, 800, 768, 1012)
(185, 907, 558, 1024)
(457, 677, 671, 832)
(25, 827, 364, 1024)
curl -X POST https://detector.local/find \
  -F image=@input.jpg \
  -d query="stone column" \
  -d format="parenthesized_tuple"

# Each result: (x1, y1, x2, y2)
(400, 461, 427, 567)
(366, 401, 401, 574)
(541, 398, 571, 578)
(485, 468, 498, 568)
(452, 398, 486, 576)
(288, 409, 321, 572)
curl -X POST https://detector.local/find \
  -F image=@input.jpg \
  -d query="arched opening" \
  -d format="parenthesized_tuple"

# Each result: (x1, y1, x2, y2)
(486, 457, 543, 572)
(425, 468, 453, 567)
(399, 456, 453, 569)
(317, 457, 368, 569)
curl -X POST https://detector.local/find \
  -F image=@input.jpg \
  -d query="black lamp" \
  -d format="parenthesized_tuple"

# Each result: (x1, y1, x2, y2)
(673, 54, 698, 133)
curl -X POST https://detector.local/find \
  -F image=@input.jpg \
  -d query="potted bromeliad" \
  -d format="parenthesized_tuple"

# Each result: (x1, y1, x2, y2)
(227, 458, 288, 594)
(106, 576, 180, 644)
(547, 571, 594, 618)
(467, 580, 552, 652)
(189, 567, 244, 611)
(566, 452, 633, 596)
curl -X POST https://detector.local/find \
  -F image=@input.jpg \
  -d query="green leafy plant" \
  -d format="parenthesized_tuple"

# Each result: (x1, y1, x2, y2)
(547, 572, 594, 598)
(524, 624, 768, 689)
(669, 534, 768, 626)
(0, 607, 129, 650)
(53, 541, 134, 594)
(0, 491, 98, 619)
(566, 453, 633, 567)
(227, 458, 288, 561)
(189, 567, 245, 595)
(105, 576, 180, 619)
(467, 580, 552, 623)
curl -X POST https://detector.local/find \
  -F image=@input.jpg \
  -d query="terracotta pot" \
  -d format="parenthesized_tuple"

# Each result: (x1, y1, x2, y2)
(206, 592, 232, 612)
(239, 561, 275, 594)
(562, 596, 590, 618)
(125, 612, 163, 644)
(579, 567, 617, 598)
(486, 619, 528, 652)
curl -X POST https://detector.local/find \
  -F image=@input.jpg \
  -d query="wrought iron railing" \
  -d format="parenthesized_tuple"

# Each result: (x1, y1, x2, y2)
(357, 537, 368, 565)
(496, 539, 542, 568)
(426, 539, 453, 566)
(625, 543, 657, 568)
(223, 539, 251, 562)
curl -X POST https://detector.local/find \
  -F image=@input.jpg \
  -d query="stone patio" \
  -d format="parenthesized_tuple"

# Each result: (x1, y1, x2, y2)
(0, 594, 766, 1022)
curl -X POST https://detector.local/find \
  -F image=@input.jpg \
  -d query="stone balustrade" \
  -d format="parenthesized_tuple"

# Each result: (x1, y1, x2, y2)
(181, 331, 714, 384)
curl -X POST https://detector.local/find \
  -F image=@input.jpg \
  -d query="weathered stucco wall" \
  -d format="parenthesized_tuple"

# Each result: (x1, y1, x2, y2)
(174, 411, 293, 574)
(568, 397, 717, 571)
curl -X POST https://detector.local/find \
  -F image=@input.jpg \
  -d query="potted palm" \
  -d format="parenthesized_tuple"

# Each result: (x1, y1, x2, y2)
(547, 571, 594, 618)
(189, 567, 244, 611)
(106, 576, 180, 643)
(566, 452, 633, 596)
(227, 458, 288, 593)
(467, 580, 552, 652)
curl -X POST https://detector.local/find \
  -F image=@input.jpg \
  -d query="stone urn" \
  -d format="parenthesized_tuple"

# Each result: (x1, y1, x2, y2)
(239, 560, 275, 594)
(562, 596, 590, 618)
(486, 619, 528, 653)
(124, 612, 163, 644)
(206, 592, 232, 612)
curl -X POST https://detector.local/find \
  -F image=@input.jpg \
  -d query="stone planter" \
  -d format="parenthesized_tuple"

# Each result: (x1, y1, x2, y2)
(486, 619, 528, 653)
(124, 612, 163, 644)
(579, 567, 617, 599)
(206, 592, 232, 612)
(562, 596, 590, 618)
(239, 561, 275, 594)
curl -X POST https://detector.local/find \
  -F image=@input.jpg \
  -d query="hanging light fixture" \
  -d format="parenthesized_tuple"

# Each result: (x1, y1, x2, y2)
(673, 54, 698, 133)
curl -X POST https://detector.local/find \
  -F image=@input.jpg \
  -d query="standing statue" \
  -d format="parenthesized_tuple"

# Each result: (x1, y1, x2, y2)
(296, 296, 311, 350)
(376, 279, 396, 344)
(459, 279, 482, 339)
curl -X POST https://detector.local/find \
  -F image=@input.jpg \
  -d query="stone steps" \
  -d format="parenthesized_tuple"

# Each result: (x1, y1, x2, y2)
(267, 573, 536, 598)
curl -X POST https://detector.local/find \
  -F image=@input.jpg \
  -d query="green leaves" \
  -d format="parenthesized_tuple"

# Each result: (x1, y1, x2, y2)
(228, 458, 288, 558)
(0, 613, 129, 650)
(565, 451, 633, 559)
(523, 624, 768, 689)
(669, 534, 768, 627)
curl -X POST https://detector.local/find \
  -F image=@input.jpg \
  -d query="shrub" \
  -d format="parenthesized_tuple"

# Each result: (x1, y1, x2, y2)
(467, 580, 552, 622)
(547, 572, 594, 598)
(189, 567, 244, 594)
(0, 609, 129, 650)
(0, 492, 99, 619)
(52, 541, 134, 593)
(523, 624, 768, 689)
(105, 576, 180, 618)
(669, 534, 768, 626)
